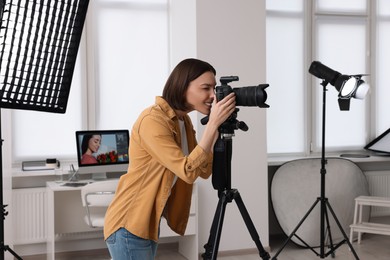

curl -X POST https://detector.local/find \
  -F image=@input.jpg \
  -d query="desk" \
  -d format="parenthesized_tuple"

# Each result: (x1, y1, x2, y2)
(46, 181, 198, 260)
(46, 181, 100, 260)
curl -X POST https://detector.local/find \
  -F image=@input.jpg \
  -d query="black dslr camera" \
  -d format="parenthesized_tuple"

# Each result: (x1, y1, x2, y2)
(210, 76, 269, 134)
(216, 76, 269, 108)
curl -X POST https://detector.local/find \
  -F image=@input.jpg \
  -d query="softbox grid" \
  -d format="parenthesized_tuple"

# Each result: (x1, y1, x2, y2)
(0, 0, 89, 113)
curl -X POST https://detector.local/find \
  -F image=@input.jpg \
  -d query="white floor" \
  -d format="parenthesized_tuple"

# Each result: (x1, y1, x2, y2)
(21, 231, 390, 260)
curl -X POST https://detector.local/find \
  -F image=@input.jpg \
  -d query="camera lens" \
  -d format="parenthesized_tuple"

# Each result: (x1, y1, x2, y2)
(233, 85, 268, 107)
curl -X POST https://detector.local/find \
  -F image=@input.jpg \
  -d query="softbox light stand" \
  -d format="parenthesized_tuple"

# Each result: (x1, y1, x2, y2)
(0, 1, 89, 259)
(271, 80, 359, 259)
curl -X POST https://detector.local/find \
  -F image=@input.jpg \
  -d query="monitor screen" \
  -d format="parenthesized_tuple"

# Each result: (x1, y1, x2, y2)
(75, 129, 129, 178)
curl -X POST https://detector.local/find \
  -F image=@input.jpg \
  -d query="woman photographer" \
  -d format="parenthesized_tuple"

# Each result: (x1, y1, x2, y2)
(104, 58, 235, 259)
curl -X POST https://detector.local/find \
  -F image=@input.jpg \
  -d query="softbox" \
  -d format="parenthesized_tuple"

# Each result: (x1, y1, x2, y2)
(0, 0, 89, 113)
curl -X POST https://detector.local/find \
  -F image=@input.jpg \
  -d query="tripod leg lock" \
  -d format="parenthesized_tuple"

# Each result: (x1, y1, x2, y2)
(2, 205, 9, 220)
(260, 250, 271, 260)
(202, 243, 213, 260)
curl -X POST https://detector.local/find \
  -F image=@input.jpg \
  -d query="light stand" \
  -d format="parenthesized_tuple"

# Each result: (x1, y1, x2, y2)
(202, 109, 270, 260)
(272, 80, 360, 259)
(0, 1, 89, 259)
(0, 113, 22, 259)
(272, 61, 369, 259)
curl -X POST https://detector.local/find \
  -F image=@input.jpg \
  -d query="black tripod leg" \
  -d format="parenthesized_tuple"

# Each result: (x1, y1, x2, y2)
(323, 204, 336, 258)
(325, 201, 360, 260)
(202, 192, 229, 260)
(2, 245, 23, 260)
(272, 198, 321, 260)
(1, 207, 23, 260)
(233, 190, 270, 260)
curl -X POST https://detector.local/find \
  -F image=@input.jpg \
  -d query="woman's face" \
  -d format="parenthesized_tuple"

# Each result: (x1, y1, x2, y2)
(185, 71, 216, 115)
(88, 135, 101, 153)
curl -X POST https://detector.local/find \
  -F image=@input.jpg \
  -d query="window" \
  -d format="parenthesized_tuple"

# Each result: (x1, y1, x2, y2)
(88, 0, 169, 130)
(266, 0, 389, 155)
(10, 0, 169, 163)
(265, 0, 306, 154)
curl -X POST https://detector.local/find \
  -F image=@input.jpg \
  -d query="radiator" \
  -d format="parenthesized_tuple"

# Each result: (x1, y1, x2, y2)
(12, 187, 47, 245)
(12, 187, 103, 246)
(365, 170, 390, 217)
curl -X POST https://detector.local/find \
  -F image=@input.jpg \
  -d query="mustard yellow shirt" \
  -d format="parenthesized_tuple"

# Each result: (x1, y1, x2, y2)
(104, 96, 213, 242)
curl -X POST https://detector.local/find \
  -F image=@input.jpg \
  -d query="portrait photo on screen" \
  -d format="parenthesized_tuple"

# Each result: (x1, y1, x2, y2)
(76, 130, 129, 167)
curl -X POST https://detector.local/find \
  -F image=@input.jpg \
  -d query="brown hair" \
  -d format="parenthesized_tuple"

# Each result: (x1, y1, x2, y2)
(162, 58, 216, 111)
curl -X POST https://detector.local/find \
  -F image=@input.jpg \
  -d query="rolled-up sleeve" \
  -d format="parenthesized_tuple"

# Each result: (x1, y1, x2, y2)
(186, 145, 213, 179)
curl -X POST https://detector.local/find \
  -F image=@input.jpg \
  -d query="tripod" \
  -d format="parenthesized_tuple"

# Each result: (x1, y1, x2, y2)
(202, 114, 270, 260)
(271, 80, 359, 259)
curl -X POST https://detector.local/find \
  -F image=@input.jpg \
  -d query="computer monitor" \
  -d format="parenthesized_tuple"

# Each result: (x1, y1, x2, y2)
(75, 129, 129, 180)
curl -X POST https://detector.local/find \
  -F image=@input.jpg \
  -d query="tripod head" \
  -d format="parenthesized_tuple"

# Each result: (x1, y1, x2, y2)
(202, 108, 248, 135)
(218, 108, 249, 136)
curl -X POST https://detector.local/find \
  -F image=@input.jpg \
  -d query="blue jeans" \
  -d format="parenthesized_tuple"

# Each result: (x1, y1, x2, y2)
(106, 228, 158, 260)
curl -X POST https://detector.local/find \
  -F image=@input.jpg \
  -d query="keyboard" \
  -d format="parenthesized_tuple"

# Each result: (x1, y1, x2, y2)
(61, 182, 89, 187)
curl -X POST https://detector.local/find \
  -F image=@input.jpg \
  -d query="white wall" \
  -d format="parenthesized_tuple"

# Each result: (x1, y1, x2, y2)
(170, 0, 269, 253)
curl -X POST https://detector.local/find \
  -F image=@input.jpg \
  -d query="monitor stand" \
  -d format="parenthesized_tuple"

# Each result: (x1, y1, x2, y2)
(92, 172, 107, 181)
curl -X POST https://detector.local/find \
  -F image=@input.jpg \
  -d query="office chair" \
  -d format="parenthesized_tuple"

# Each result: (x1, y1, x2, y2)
(81, 179, 119, 228)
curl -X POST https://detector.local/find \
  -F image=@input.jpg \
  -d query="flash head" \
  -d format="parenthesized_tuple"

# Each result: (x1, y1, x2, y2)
(309, 61, 369, 110)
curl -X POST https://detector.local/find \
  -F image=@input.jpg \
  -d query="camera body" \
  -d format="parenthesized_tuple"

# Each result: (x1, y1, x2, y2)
(216, 76, 269, 108)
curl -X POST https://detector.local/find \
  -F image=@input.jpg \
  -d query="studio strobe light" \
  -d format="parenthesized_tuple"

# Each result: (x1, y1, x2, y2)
(309, 61, 369, 111)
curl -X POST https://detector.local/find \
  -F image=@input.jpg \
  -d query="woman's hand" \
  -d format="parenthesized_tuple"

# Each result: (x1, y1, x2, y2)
(198, 93, 236, 153)
(208, 92, 236, 128)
